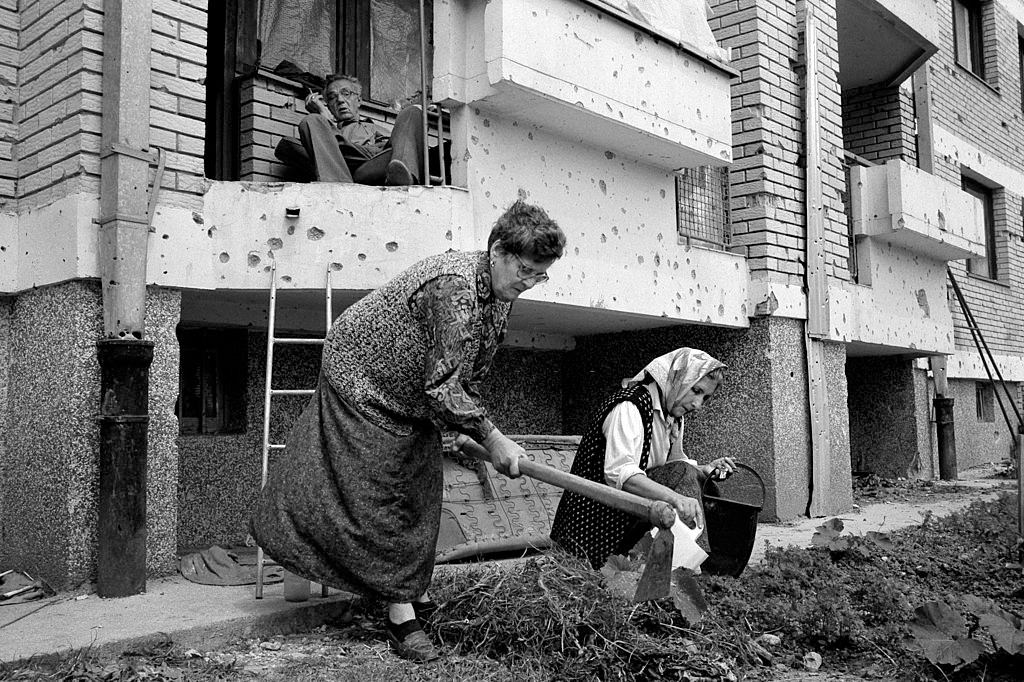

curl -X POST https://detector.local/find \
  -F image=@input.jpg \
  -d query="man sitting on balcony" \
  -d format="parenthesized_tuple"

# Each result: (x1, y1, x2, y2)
(280, 73, 424, 185)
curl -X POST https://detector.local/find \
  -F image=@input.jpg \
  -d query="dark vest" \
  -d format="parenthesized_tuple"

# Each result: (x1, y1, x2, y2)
(550, 384, 654, 568)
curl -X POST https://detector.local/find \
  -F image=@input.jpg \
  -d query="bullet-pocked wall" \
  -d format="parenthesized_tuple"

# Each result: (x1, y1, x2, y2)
(176, 328, 567, 551)
(563, 318, 852, 521)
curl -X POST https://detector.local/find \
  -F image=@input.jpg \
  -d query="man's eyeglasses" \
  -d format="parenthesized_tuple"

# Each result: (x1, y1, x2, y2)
(512, 253, 550, 284)
(327, 88, 359, 99)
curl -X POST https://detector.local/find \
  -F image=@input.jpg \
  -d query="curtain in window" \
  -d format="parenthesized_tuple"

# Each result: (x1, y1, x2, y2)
(370, 0, 432, 106)
(259, 0, 337, 78)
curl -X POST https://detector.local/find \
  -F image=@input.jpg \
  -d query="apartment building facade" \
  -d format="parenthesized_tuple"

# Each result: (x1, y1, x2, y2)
(0, 0, 1019, 590)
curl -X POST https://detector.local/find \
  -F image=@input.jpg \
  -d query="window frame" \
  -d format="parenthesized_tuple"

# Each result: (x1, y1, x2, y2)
(961, 175, 997, 280)
(1018, 30, 1024, 113)
(975, 381, 995, 422)
(177, 327, 249, 436)
(952, 0, 986, 80)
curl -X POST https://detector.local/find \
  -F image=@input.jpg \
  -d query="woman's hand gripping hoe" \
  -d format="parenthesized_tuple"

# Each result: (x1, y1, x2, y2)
(453, 434, 677, 601)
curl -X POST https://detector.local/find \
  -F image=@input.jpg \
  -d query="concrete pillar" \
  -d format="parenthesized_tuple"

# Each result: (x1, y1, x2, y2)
(4, 282, 103, 588)
(0, 283, 180, 589)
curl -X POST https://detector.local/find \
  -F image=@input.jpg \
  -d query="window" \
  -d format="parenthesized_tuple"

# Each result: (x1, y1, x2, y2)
(258, 0, 433, 106)
(676, 166, 731, 249)
(1018, 31, 1024, 112)
(206, 0, 434, 180)
(961, 176, 997, 279)
(976, 382, 995, 422)
(177, 328, 248, 435)
(952, 0, 985, 79)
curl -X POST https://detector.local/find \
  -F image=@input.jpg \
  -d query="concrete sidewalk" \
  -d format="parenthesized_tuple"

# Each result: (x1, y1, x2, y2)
(0, 476, 1010, 666)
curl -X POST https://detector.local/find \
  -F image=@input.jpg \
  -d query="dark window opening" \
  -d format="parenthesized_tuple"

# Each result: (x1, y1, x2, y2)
(177, 327, 248, 435)
(961, 175, 997, 279)
(1018, 32, 1024, 112)
(952, 0, 985, 79)
(976, 382, 995, 422)
(205, 0, 433, 181)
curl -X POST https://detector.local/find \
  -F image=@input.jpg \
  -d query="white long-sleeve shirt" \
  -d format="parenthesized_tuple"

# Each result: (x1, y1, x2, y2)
(602, 383, 697, 489)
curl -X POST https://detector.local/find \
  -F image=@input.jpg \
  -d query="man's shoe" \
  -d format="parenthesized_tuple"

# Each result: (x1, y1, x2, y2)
(385, 159, 415, 186)
(386, 617, 440, 662)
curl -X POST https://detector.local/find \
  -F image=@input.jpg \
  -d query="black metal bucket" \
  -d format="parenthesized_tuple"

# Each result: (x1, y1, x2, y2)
(700, 463, 765, 578)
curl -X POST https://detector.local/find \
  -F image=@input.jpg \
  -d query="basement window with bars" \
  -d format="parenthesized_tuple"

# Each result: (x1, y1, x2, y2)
(177, 328, 248, 436)
(976, 382, 995, 422)
(676, 166, 731, 249)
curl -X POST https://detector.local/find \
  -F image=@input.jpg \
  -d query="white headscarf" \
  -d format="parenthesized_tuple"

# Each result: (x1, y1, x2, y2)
(622, 347, 726, 420)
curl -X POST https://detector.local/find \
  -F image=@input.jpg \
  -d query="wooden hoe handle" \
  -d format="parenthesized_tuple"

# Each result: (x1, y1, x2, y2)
(453, 434, 677, 530)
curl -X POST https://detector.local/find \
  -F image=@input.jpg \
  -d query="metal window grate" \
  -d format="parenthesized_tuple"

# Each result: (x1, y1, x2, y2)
(676, 166, 730, 249)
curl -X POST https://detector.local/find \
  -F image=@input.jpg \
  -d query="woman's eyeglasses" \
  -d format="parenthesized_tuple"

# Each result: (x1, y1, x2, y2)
(511, 253, 550, 284)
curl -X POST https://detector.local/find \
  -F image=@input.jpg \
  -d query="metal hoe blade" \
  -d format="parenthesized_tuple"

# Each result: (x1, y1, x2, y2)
(633, 527, 674, 602)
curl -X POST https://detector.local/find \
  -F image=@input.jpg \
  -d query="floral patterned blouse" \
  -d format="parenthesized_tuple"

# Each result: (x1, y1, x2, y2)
(322, 250, 509, 442)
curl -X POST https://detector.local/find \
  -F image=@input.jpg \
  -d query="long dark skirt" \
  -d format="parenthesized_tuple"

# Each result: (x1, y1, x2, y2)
(250, 375, 442, 602)
(553, 461, 711, 569)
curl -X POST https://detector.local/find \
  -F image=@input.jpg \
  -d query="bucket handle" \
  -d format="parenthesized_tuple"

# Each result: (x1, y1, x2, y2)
(701, 462, 766, 509)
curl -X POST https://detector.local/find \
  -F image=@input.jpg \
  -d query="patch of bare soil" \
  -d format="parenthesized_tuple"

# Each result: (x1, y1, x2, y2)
(852, 465, 1015, 506)
(3, 492, 1021, 682)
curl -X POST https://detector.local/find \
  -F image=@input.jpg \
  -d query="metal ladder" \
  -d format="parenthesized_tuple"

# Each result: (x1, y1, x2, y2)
(255, 262, 333, 599)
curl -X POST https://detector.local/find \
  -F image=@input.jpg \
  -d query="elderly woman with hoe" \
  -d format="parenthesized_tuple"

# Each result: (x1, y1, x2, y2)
(550, 347, 735, 571)
(251, 200, 566, 662)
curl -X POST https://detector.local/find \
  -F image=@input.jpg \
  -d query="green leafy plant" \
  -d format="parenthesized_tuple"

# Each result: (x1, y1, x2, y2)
(964, 594, 1024, 657)
(905, 601, 985, 668)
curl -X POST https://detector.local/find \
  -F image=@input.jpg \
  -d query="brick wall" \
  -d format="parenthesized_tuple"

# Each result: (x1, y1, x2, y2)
(0, 0, 15, 206)
(239, 73, 309, 182)
(14, 0, 103, 209)
(842, 84, 918, 165)
(927, 1, 1024, 359)
(7, 0, 206, 211)
(709, 0, 850, 286)
(150, 0, 208, 206)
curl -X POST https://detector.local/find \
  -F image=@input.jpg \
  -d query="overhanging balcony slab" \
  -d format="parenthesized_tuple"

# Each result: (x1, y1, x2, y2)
(435, 0, 733, 170)
(850, 160, 985, 261)
(838, 0, 938, 89)
(147, 182, 477, 291)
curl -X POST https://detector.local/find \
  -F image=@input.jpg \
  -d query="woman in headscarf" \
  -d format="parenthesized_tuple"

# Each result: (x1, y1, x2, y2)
(251, 200, 566, 662)
(550, 347, 733, 569)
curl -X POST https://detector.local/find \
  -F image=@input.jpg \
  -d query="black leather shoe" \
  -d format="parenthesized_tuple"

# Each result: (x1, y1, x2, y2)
(386, 617, 440, 662)
(385, 159, 415, 186)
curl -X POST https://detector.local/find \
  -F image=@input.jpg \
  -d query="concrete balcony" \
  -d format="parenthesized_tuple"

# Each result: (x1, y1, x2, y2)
(434, 0, 734, 171)
(849, 160, 986, 261)
(837, 0, 939, 89)
(146, 182, 748, 337)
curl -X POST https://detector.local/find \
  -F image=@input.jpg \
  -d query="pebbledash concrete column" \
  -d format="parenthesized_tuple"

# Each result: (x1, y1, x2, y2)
(0, 283, 181, 590)
(2, 283, 104, 588)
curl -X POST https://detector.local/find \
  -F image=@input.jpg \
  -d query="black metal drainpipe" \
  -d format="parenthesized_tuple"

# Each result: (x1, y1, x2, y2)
(97, 340, 154, 596)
